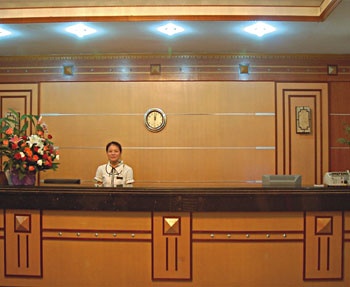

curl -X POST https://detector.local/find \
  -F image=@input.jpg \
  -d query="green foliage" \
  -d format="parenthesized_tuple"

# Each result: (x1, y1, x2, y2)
(0, 109, 59, 179)
(338, 123, 350, 146)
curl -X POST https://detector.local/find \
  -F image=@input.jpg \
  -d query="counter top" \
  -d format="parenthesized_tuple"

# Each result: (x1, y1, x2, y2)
(1, 186, 350, 212)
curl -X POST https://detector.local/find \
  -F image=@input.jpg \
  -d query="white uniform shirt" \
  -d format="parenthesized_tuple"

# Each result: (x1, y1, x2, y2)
(94, 161, 134, 187)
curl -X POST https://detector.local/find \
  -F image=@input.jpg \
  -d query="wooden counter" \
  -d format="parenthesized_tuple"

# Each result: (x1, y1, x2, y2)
(1, 186, 350, 211)
(0, 186, 349, 287)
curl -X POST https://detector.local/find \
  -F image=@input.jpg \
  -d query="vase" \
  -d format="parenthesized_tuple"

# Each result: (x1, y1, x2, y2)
(8, 170, 36, 186)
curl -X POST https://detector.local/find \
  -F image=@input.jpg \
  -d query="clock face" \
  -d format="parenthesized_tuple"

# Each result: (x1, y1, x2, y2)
(144, 108, 166, 132)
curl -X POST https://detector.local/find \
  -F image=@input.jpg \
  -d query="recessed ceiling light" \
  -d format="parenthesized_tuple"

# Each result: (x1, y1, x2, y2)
(244, 22, 276, 37)
(157, 23, 184, 36)
(65, 23, 96, 38)
(0, 27, 11, 37)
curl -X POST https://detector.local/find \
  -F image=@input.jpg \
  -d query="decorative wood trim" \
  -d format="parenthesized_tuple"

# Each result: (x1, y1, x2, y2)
(1, 54, 350, 83)
(304, 212, 343, 280)
(42, 228, 151, 241)
(4, 210, 42, 278)
(0, 1, 341, 23)
(152, 212, 192, 280)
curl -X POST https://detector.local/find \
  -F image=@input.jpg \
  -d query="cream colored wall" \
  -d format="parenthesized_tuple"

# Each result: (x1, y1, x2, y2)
(38, 81, 276, 187)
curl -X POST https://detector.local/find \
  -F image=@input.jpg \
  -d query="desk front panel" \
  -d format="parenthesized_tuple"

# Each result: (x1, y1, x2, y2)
(0, 209, 348, 287)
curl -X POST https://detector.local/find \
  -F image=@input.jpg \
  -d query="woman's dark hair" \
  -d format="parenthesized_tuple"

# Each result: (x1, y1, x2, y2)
(106, 141, 122, 153)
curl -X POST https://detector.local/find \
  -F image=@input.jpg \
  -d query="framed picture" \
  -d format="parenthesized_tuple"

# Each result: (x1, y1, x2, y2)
(296, 106, 311, 134)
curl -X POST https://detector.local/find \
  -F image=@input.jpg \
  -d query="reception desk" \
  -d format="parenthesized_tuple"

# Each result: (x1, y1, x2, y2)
(0, 186, 350, 287)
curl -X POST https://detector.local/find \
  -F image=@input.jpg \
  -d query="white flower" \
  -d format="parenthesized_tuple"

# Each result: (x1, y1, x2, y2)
(26, 134, 42, 148)
(37, 159, 43, 166)
(20, 152, 25, 158)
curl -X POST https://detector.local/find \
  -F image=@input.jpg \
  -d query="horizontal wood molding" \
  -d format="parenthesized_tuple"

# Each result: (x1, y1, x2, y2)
(1, 54, 350, 82)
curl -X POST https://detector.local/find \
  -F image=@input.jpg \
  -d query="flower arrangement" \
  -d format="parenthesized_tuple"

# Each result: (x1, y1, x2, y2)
(0, 109, 59, 181)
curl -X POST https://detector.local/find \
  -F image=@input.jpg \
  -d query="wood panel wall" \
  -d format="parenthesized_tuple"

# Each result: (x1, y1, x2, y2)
(38, 81, 275, 187)
(329, 82, 350, 171)
(1, 54, 350, 186)
(276, 83, 329, 185)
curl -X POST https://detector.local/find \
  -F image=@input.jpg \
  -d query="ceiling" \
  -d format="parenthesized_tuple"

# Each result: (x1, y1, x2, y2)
(0, 0, 349, 57)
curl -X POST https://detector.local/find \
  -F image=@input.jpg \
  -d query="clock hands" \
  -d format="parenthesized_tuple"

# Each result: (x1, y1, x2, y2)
(144, 108, 166, 132)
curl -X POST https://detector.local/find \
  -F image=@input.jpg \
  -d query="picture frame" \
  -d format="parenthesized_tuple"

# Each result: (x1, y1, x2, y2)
(296, 106, 311, 134)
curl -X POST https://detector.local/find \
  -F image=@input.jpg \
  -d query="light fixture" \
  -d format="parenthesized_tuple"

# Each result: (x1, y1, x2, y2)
(65, 23, 96, 38)
(157, 23, 184, 36)
(244, 22, 276, 37)
(0, 27, 11, 37)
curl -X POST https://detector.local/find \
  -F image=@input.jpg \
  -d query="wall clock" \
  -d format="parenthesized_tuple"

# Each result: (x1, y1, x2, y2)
(144, 108, 167, 132)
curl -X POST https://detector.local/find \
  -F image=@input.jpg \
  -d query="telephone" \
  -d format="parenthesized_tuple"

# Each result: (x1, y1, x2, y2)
(323, 170, 350, 186)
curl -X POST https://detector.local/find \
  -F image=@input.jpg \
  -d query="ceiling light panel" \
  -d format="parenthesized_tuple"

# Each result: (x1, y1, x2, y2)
(157, 23, 184, 36)
(244, 22, 276, 37)
(65, 23, 96, 38)
(0, 27, 11, 37)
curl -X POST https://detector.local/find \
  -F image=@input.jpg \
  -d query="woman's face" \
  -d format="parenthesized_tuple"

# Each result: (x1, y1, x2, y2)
(107, 144, 121, 163)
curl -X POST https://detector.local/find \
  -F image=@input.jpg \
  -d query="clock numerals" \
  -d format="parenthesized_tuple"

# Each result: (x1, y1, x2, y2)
(144, 108, 167, 132)
(147, 112, 161, 127)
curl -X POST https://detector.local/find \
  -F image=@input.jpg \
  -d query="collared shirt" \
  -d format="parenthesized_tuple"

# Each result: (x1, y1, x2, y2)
(94, 161, 134, 187)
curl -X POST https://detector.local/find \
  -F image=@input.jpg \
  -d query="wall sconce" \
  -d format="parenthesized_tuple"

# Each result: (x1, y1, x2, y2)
(150, 64, 161, 75)
(239, 64, 249, 74)
(63, 65, 74, 76)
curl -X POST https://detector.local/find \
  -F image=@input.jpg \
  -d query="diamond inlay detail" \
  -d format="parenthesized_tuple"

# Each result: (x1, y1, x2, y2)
(316, 217, 333, 235)
(15, 215, 31, 233)
(163, 217, 180, 235)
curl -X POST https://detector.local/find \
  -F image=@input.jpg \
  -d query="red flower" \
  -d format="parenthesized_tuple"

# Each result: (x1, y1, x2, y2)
(11, 143, 18, 149)
(44, 160, 52, 167)
(14, 153, 22, 160)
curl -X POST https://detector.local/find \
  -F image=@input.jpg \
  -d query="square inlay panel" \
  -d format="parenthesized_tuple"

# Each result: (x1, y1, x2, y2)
(15, 214, 31, 233)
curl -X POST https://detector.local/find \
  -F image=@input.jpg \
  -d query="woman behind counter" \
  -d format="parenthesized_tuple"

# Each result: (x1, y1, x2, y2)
(94, 141, 134, 187)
